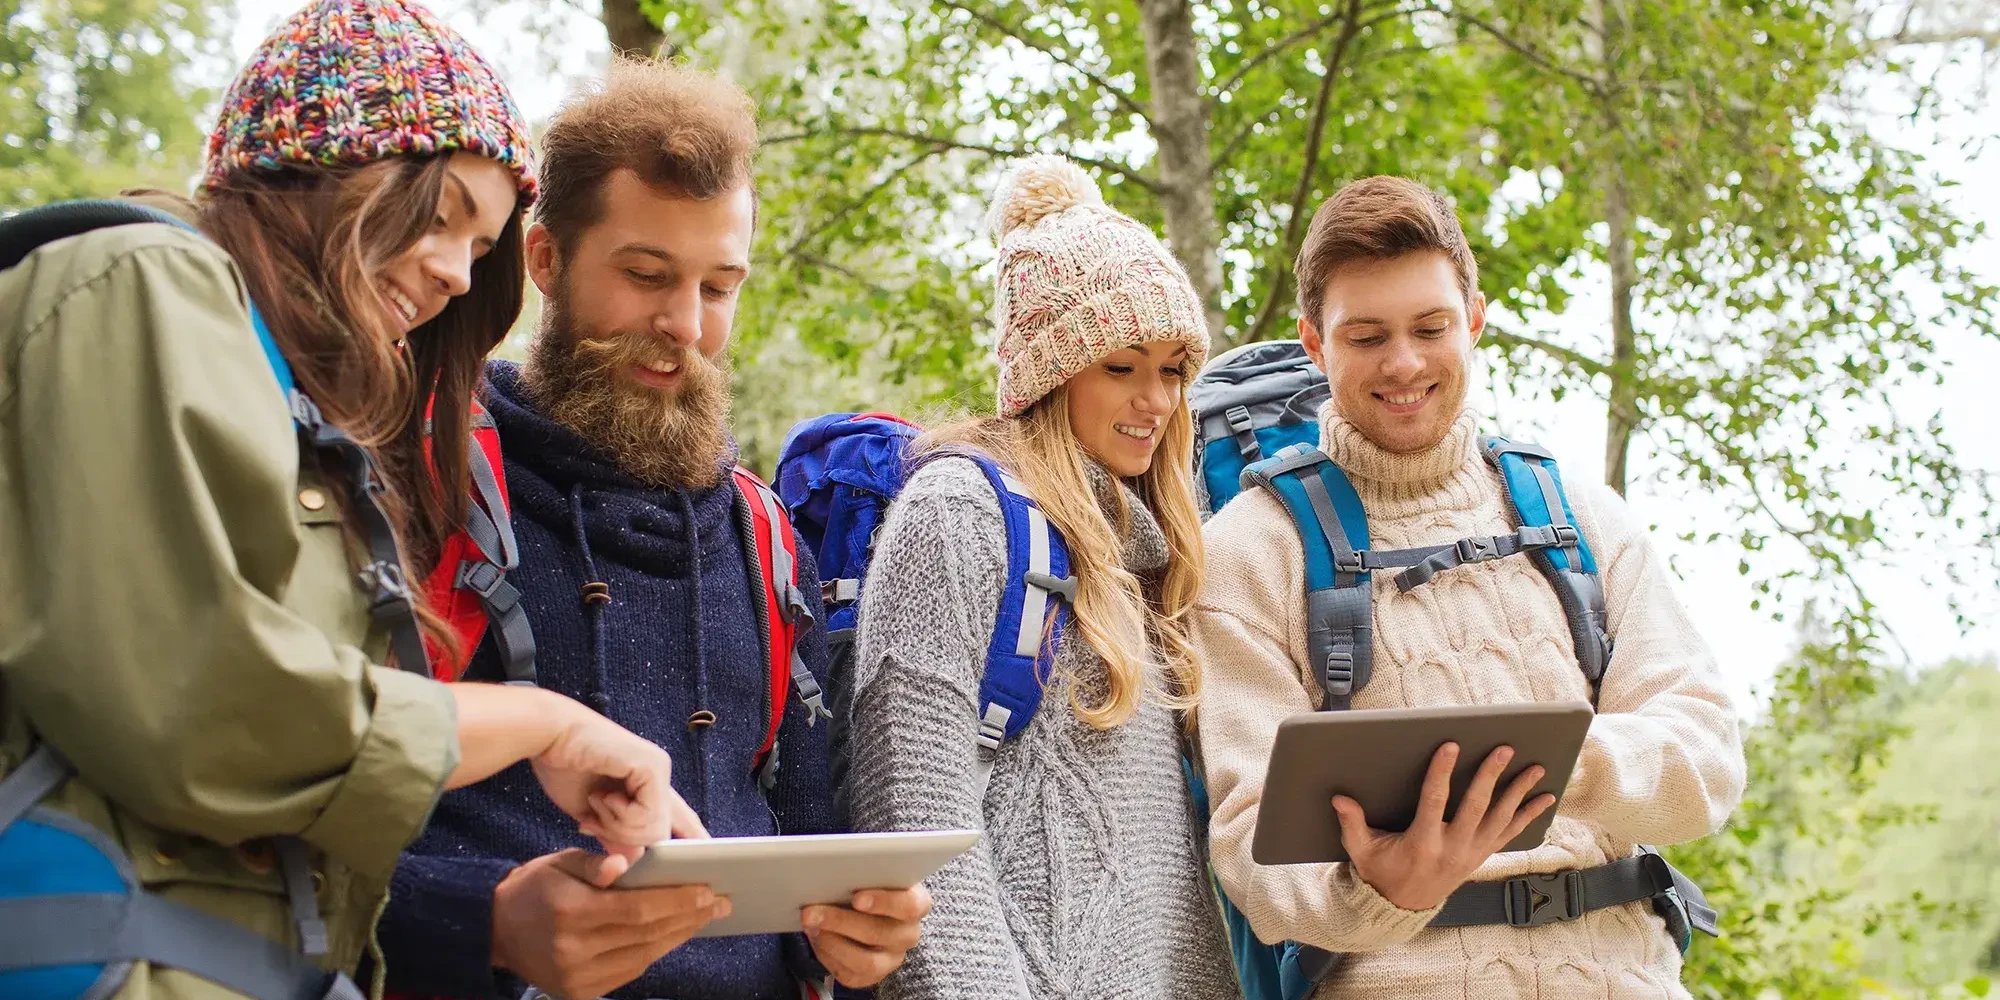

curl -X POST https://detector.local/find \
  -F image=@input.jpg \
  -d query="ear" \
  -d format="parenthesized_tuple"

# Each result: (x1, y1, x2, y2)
(1466, 290, 1487, 347)
(524, 223, 557, 296)
(1298, 315, 1328, 372)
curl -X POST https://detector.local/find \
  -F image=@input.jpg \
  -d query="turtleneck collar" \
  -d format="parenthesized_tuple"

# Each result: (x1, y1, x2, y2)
(1085, 460, 1169, 576)
(1318, 401, 1482, 491)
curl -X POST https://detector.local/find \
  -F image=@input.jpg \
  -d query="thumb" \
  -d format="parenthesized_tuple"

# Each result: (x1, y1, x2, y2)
(1332, 795, 1375, 857)
(554, 846, 634, 889)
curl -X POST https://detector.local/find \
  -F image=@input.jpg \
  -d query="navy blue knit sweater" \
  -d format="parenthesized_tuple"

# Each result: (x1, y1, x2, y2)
(380, 361, 839, 1000)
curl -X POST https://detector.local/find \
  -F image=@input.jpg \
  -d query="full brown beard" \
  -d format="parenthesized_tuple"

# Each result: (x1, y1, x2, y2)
(523, 276, 734, 491)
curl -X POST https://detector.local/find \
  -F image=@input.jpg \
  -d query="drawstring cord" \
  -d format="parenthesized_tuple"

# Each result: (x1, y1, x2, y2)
(569, 484, 613, 716)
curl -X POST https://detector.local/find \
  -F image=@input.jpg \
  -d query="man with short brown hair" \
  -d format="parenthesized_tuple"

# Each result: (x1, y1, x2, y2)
(377, 58, 927, 1000)
(1193, 175, 1745, 998)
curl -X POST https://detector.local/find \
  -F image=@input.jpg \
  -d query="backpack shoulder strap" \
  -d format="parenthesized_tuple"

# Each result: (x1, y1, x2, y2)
(947, 454, 1075, 798)
(731, 467, 829, 791)
(1242, 444, 1373, 710)
(1481, 436, 1611, 686)
(451, 402, 537, 685)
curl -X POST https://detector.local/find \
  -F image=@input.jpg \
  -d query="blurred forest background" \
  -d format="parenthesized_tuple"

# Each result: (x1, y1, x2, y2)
(4, 0, 1996, 994)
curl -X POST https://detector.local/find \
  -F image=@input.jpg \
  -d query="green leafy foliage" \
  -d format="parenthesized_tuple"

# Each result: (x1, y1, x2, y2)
(1671, 649, 2000, 998)
(0, 0, 227, 208)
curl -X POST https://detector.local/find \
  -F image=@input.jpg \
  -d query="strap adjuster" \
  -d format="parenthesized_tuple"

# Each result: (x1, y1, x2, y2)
(1332, 551, 1366, 575)
(1324, 649, 1355, 696)
(1503, 870, 1585, 927)
(1024, 571, 1078, 603)
(456, 559, 505, 599)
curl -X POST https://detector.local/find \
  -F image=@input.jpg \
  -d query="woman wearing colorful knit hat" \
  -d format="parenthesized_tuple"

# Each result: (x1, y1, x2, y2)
(836, 155, 1242, 1000)
(0, 1, 703, 997)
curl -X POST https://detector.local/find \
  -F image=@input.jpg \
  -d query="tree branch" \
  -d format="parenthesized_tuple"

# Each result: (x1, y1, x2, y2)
(761, 126, 1162, 193)
(1879, 26, 2000, 48)
(1243, 0, 1364, 344)
(1200, 0, 1408, 105)
(792, 252, 979, 327)
(1411, 2, 1608, 93)
(933, 0, 1155, 127)
(780, 150, 945, 258)
(1483, 325, 1610, 376)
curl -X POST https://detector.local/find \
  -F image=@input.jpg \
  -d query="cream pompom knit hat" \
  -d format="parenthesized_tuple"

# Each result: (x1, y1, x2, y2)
(987, 155, 1210, 417)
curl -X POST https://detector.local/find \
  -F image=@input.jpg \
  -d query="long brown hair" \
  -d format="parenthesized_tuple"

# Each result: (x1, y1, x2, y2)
(918, 383, 1206, 730)
(200, 155, 527, 660)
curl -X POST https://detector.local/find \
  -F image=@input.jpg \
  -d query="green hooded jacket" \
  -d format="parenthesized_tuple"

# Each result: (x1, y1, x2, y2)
(0, 218, 460, 996)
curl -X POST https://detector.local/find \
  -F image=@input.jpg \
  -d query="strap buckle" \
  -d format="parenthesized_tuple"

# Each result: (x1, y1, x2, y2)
(1455, 536, 1501, 564)
(1332, 551, 1366, 575)
(1503, 870, 1585, 927)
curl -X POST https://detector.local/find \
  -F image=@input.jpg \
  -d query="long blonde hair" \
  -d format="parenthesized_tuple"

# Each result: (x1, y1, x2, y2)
(916, 384, 1206, 729)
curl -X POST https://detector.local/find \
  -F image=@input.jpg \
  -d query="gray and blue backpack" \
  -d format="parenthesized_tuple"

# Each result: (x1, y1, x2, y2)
(1186, 340, 1718, 1000)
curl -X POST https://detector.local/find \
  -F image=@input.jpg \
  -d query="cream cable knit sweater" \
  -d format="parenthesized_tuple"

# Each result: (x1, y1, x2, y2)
(1193, 408, 1746, 1000)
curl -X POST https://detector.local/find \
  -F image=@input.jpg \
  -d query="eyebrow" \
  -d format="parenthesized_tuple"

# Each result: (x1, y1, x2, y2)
(1130, 343, 1191, 359)
(447, 173, 480, 219)
(610, 242, 750, 274)
(1336, 306, 1453, 329)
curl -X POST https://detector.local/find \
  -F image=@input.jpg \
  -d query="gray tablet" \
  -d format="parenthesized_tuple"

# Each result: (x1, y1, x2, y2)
(1251, 701, 1593, 865)
(614, 829, 981, 937)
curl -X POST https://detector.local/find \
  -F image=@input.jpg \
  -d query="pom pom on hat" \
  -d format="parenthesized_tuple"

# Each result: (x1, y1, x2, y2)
(986, 154, 1106, 243)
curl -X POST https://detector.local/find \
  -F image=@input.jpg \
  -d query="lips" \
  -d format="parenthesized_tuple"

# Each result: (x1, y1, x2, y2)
(1113, 423, 1157, 441)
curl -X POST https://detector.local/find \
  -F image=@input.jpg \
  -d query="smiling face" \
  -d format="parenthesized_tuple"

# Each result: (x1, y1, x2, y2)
(522, 169, 755, 489)
(1063, 341, 1191, 477)
(371, 151, 517, 337)
(1300, 250, 1485, 454)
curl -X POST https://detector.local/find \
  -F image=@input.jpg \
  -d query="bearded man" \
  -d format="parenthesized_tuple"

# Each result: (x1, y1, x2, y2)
(376, 58, 928, 1000)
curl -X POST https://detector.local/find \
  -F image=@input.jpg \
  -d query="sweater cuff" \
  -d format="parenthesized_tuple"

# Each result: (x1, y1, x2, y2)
(380, 853, 518, 996)
(1326, 864, 1442, 951)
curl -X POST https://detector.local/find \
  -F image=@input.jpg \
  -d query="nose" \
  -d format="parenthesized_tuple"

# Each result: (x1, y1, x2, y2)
(1134, 371, 1174, 416)
(419, 239, 474, 299)
(652, 284, 702, 348)
(1382, 335, 1424, 381)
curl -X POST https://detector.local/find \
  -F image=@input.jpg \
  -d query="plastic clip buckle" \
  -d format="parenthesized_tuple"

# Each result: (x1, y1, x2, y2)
(1503, 871, 1585, 927)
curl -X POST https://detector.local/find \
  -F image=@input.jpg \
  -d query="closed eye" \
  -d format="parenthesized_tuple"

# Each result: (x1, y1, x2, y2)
(1105, 363, 1135, 375)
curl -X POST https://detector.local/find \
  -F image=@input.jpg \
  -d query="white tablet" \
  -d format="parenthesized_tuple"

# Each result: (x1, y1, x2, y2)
(613, 829, 981, 937)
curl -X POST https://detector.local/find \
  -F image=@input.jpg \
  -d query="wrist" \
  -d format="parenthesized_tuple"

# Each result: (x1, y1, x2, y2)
(489, 864, 526, 974)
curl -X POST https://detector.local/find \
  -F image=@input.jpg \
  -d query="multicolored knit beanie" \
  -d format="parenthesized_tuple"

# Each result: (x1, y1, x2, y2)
(986, 155, 1210, 418)
(203, 0, 536, 203)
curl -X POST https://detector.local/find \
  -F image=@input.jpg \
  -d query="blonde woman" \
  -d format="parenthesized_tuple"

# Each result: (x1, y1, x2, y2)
(835, 156, 1241, 1000)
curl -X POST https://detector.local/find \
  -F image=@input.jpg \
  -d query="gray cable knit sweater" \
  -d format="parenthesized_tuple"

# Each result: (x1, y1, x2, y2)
(835, 456, 1242, 1000)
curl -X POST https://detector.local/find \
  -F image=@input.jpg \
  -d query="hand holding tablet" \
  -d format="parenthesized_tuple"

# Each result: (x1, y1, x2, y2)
(1251, 701, 1593, 910)
(1333, 741, 1557, 911)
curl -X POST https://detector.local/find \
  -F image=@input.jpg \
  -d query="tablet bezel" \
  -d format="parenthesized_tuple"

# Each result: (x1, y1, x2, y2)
(1250, 701, 1593, 865)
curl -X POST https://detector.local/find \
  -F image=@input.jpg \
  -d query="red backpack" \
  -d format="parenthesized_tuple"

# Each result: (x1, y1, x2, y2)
(420, 397, 536, 683)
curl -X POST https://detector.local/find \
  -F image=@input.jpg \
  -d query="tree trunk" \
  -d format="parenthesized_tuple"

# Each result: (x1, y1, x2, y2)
(1136, 0, 1224, 342)
(602, 0, 665, 56)
(1593, 0, 1638, 495)
(1602, 169, 1639, 495)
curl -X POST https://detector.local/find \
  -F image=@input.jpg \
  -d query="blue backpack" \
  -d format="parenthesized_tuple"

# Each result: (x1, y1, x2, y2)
(1185, 342, 1716, 1000)
(0, 200, 433, 1000)
(774, 413, 1075, 791)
